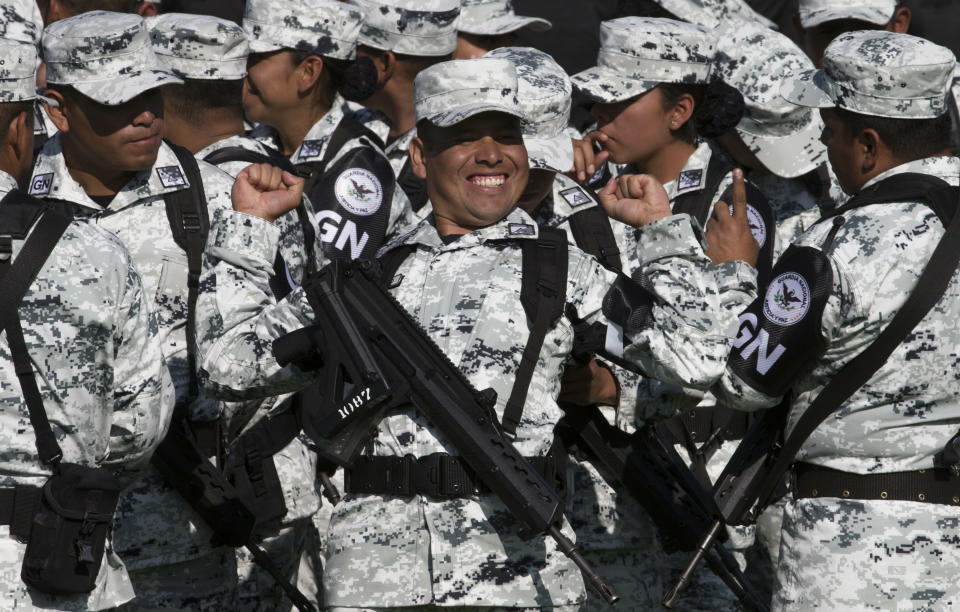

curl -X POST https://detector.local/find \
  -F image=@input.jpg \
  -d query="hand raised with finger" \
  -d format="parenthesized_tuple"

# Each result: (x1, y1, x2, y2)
(704, 169, 759, 266)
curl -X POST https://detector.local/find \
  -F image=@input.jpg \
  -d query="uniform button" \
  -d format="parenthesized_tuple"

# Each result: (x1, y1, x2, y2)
(811, 488, 818, 496)
(952, 496, 959, 504)
(880, 491, 888, 499)
(918, 493, 926, 502)
(841, 490, 850, 498)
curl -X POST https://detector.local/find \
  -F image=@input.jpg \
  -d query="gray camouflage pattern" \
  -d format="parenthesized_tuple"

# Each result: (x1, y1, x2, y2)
(485, 47, 574, 173)
(798, 0, 896, 28)
(147, 13, 249, 80)
(196, 198, 733, 605)
(42, 11, 182, 106)
(782, 30, 956, 120)
(414, 57, 523, 127)
(458, 0, 551, 36)
(714, 20, 826, 179)
(571, 17, 716, 104)
(0, 0, 42, 45)
(0, 171, 174, 611)
(244, 0, 362, 60)
(654, 0, 776, 29)
(715, 155, 960, 609)
(0, 38, 38, 103)
(349, 0, 459, 57)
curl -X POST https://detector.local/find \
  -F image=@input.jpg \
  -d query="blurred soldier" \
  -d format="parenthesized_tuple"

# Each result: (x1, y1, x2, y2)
(0, 37, 173, 611)
(30, 11, 249, 609)
(347, 0, 459, 217)
(794, 0, 911, 67)
(35, 0, 132, 25)
(197, 56, 740, 611)
(454, 0, 551, 59)
(715, 30, 960, 610)
(647, 0, 777, 29)
(148, 13, 324, 610)
(244, 0, 411, 260)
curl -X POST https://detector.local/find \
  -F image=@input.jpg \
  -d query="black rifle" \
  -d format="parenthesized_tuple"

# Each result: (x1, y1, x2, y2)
(556, 404, 770, 611)
(272, 259, 619, 606)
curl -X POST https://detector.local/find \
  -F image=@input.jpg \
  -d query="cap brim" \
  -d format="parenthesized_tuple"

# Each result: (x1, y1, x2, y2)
(70, 68, 183, 106)
(780, 69, 836, 110)
(425, 103, 523, 128)
(248, 38, 284, 54)
(570, 66, 658, 103)
(738, 116, 826, 179)
(800, 8, 892, 29)
(459, 15, 552, 36)
(525, 133, 574, 173)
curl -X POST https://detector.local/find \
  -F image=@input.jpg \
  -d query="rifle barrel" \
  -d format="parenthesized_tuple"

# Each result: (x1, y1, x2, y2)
(548, 525, 619, 605)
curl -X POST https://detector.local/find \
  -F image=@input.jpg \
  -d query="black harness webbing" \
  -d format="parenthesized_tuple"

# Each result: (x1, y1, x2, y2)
(567, 204, 622, 271)
(294, 116, 384, 195)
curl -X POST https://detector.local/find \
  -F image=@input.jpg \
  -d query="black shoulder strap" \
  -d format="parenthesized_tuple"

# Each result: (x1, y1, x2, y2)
(377, 243, 417, 288)
(948, 91, 960, 158)
(397, 156, 430, 213)
(202, 144, 318, 277)
(295, 116, 385, 192)
(163, 143, 209, 405)
(752, 176, 960, 507)
(502, 227, 569, 436)
(0, 191, 73, 465)
(821, 172, 959, 226)
(672, 152, 733, 227)
(567, 204, 622, 271)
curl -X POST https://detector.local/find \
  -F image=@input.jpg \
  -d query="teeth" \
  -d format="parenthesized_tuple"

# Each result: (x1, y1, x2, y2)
(471, 176, 505, 187)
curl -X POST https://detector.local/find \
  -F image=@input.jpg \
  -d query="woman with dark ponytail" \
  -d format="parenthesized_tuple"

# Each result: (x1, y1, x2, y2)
(243, 0, 413, 262)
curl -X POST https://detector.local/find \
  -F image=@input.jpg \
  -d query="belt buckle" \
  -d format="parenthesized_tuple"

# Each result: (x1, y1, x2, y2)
(413, 454, 441, 497)
(387, 454, 416, 496)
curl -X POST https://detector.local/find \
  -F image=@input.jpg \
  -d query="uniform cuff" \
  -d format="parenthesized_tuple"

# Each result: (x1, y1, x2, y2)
(210, 207, 281, 266)
(633, 213, 704, 267)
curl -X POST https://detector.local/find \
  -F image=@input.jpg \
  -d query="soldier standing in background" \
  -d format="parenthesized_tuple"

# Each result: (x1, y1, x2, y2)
(454, 0, 551, 59)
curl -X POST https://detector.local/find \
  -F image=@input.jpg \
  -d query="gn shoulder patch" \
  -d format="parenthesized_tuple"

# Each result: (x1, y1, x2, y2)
(727, 245, 833, 397)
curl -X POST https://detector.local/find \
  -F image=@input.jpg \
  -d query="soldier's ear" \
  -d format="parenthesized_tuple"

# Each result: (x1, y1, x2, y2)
(41, 89, 69, 134)
(409, 136, 428, 180)
(889, 7, 911, 33)
(857, 128, 882, 174)
(296, 55, 325, 95)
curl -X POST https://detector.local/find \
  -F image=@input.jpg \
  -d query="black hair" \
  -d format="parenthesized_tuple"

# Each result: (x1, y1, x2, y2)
(834, 107, 951, 162)
(356, 45, 450, 78)
(163, 79, 243, 124)
(289, 50, 380, 107)
(657, 80, 745, 144)
(0, 101, 33, 147)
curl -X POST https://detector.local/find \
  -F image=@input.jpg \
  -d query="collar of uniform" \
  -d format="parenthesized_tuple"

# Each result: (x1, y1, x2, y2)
(385, 127, 418, 158)
(344, 99, 391, 144)
(31, 135, 192, 212)
(291, 92, 348, 162)
(860, 155, 960, 192)
(664, 140, 713, 202)
(249, 123, 282, 152)
(197, 132, 272, 160)
(0, 171, 18, 197)
(478, 206, 540, 243)
(542, 173, 598, 223)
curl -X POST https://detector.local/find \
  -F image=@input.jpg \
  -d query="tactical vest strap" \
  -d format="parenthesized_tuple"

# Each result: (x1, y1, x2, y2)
(397, 156, 429, 213)
(567, 204, 622, 271)
(820, 172, 959, 226)
(294, 115, 384, 194)
(672, 152, 733, 227)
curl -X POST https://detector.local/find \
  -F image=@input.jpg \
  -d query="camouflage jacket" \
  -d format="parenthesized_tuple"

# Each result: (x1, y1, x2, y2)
(29, 136, 240, 569)
(198, 200, 731, 606)
(716, 155, 960, 474)
(0, 171, 174, 610)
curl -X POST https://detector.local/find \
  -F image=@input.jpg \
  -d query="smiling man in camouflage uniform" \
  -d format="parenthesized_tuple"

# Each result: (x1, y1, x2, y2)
(715, 30, 960, 610)
(0, 37, 174, 611)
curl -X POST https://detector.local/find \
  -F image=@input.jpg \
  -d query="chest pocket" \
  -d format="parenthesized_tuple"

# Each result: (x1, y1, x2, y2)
(154, 251, 188, 330)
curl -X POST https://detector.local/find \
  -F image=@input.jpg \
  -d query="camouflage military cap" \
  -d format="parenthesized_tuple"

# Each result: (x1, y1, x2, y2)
(486, 47, 572, 172)
(651, 0, 775, 30)
(0, 39, 38, 102)
(349, 0, 460, 57)
(0, 0, 43, 46)
(148, 13, 249, 81)
(782, 31, 955, 119)
(570, 17, 716, 104)
(244, 0, 362, 60)
(458, 0, 551, 37)
(43, 11, 182, 106)
(715, 21, 824, 178)
(414, 57, 522, 127)
(799, 0, 896, 29)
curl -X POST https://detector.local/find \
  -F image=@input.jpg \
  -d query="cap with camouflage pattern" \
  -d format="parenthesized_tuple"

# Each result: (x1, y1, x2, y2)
(0, 39, 38, 103)
(799, 0, 896, 29)
(782, 30, 955, 120)
(414, 57, 522, 127)
(715, 21, 825, 178)
(0, 0, 42, 46)
(244, 0, 362, 60)
(43, 11, 182, 106)
(486, 47, 572, 172)
(570, 17, 716, 104)
(458, 0, 551, 37)
(148, 13, 249, 81)
(652, 0, 776, 30)
(349, 0, 459, 57)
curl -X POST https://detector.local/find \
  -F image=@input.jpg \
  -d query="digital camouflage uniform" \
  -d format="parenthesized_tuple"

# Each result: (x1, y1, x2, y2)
(457, 0, 551, 36)
(649, 0, 777, 29)
(0, 39, 174, 612)
(487, 45, 662, 610)
(33, 12, 248, 609)
(715, 31, 960, 610)
(197, 57, 734, 610)
(797, 0, 897, 30)
(148, 13, 325, 611)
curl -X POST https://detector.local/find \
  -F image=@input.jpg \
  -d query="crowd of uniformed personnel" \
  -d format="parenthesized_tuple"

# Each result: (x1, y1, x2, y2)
(1, 0, 959, 610)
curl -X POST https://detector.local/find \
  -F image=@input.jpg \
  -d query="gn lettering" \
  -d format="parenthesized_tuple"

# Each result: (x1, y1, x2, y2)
(317, 210, 369, 260)
(733, 313, 786, 375)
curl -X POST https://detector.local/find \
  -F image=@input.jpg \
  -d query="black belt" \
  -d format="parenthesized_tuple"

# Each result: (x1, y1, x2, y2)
(792, 462, 960, 506)
(0, 486, 42, 538)
(345, 451, 566, 499)
(678, 405, 752, 443)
